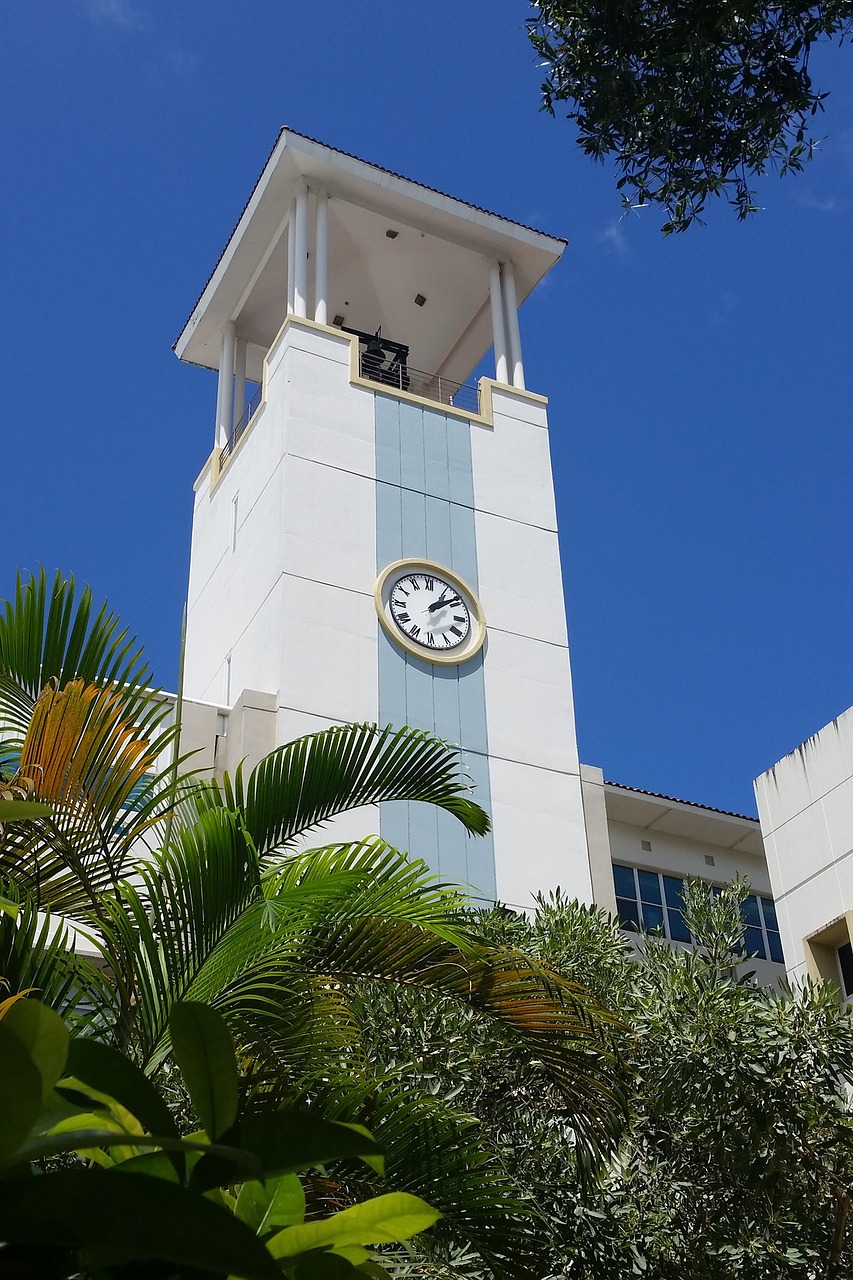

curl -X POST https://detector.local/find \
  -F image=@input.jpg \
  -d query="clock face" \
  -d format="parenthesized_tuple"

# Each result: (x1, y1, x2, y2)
(389, 571, 471, 652)
(374, 560, 485, 665)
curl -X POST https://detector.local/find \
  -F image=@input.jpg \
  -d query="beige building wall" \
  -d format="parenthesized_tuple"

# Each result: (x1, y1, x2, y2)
(755, 705, 853, 987)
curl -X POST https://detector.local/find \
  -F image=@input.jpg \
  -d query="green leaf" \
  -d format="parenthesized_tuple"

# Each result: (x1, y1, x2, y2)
(0, 1167, 280, 1280)
(112, 1150, 181, 1181)
(295, 1255, 361, 1280)
(0, 799, 52, 821)
(169, 1000, 239, 1141)
(0, 1023, 42, 1165)
(3, 998, 69, 1100)
(236, 1173, 306, 1233)
(268, 1193, 441, 1258)
(337, 1122, 385, 1177)
(191, 1111, 382, 1192)
(67, 1036, 180, 1141)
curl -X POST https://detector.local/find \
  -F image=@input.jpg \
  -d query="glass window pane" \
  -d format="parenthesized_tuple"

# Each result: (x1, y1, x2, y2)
(742, 895, 761, 926)
(668, 909, 691, 943)
(663, 875, 685, 908)
(744, 926, 766, 959)
(838, 942, 853, 997)
(760, 897, 779, 931)
(638, 871, 662, 904)
(768, 931, 784, 964)
(616, 897, 640, 929)
(613, 865, 636, 900)
(642, 903, 665, 932)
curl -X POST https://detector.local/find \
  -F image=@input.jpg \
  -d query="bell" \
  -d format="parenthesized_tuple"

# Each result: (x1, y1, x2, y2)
(362, 336, 385, 380)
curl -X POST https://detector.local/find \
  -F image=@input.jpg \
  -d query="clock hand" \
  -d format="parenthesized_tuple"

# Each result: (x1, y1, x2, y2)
(427, 593, 461, 614)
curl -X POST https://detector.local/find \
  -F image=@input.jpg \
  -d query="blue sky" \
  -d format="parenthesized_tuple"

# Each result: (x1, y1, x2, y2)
(3, 1, 852, 815)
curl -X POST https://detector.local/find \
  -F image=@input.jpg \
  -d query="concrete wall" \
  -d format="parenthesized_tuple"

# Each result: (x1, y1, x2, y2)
(183, 318, 592, 905)
(755, 705, 853, 983)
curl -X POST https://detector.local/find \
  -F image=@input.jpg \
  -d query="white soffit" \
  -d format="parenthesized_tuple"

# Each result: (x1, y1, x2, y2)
(603, 784, 764, 856)
(174, 128, 567, 376)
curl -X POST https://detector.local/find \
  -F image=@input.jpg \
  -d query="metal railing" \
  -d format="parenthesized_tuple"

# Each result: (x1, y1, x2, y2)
(358, 355, 479, 413)
(221, 384, 262, 462)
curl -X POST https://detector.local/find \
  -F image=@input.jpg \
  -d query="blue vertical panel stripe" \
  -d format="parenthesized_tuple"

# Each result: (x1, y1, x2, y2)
(374, 394, 496, 901)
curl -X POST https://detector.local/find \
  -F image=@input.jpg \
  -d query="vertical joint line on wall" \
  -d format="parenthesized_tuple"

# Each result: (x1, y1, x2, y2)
(231, 493, 239, 552)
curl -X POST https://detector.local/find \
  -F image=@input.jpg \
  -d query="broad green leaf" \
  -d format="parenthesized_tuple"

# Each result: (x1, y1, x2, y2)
(236, 1173, 305, 1233)
(0, 1167, 280, 1280)
(0, 1023, 41, 1165)
(0, 893, 21, 917)
(67, 1036, 180, 1140)
(338, 1122, 385, 1177)
(268, 1193, 441, 1258)
(3, 998, 69, 1100)
(295, 1254, 360, 1280)
(170, 1001, 238, 1140)
(191, 1111, 382, 1193)
(14, 1127, 258, 1180)
(0, 799, 52, 820)
(112, 1150, 181, 1182)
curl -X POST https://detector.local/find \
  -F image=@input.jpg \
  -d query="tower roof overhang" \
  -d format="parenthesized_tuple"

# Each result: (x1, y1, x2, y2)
(174, 128, 567, 384)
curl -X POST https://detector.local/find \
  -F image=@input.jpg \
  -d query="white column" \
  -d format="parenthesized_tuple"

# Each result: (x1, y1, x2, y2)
(233, 336, 247, 430)
(215, 321, 236, 449)
(286, 205, 296, 315)
(314, 191, 328, 326)
(293, 186, 309, 319)
(502, 260, 525, 390)
(489, 261, 509, 385)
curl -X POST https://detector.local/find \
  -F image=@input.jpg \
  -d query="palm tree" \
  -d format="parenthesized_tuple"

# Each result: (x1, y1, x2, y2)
(0, 570, 624, 1277)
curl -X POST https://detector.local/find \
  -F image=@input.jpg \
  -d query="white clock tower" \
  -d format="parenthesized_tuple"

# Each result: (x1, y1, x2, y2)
(175, 128, 592, 908)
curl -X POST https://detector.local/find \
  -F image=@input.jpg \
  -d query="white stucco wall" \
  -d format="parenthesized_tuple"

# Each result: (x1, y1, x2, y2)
(472, 386, 591, 906)
(755, 706, 853, 980)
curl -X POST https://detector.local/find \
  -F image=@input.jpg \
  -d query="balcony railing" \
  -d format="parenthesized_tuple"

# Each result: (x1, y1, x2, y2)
(221, 384, 262, 463)
(357, 355, 478, 413)
(219, 335, 481, 467)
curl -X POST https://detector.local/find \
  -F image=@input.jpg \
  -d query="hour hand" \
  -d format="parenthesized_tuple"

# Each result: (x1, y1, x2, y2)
(427, 592, 460, 613)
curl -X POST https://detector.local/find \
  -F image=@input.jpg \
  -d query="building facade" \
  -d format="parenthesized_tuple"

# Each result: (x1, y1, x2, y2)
(171, 128, 798, 984)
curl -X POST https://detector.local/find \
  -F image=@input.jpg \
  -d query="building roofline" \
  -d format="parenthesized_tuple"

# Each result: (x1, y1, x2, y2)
(173, 126, 568, 354)
(603, 778, 759, 826)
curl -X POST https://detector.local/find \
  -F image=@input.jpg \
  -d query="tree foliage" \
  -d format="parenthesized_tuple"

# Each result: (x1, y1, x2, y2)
(0, 570, 623, 1280)
(528, 0, 853, 231)
(355, 884, 853, 1277)
(0, 994, 438, 1279)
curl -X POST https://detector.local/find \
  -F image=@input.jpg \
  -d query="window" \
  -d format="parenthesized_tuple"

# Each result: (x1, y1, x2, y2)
(613, 864, 784, 963)
(838, 941, 853, 998)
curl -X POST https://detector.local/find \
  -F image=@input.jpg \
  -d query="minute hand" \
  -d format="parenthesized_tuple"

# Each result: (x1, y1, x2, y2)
(427, 593, 461, 613)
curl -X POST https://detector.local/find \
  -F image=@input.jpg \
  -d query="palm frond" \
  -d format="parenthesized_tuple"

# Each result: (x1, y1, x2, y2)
(290, 914, 624, 1157)
(0, 678, 183, 914)
(193, 724, 490, 854)
(263, 839, 469, 936)
(0, 880, 115, 1026)
(0, 569, 165, 737)
(100, 806, 263, 1057)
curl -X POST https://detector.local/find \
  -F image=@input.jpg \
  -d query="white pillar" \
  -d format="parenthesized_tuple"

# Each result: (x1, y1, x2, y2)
(489, 261, 509, 385)
(286, 205, 296, 315)
(215, 321, 236, 449)
(314, 192, 328, 326)
(293, 187, 309, 319)
(233, 336, 247, 430)
(502, 260, 525, 390)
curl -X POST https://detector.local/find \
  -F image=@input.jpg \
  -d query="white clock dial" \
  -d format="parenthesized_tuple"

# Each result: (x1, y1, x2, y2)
(388, 572, 471, 651)
(374, 560, 486, 666)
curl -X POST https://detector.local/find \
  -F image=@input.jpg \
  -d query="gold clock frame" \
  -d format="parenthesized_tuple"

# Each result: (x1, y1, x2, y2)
(374, 558, 487, 666)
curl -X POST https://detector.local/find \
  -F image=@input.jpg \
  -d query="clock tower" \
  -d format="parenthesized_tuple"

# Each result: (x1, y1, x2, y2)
(175, 128, 592, 908)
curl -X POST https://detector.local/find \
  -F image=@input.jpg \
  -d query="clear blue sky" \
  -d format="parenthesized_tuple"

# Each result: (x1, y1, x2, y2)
(3, 2, 852, 816)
